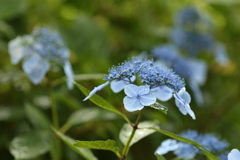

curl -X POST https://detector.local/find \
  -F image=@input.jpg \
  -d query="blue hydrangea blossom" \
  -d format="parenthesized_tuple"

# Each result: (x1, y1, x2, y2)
(155, 139, 179, 155)
(155, 130, 230, 160)
(228, 149, 240, 160)
(84, 57, 195, 119)
(123, 84, 156, 111)
(152, 44, 207, 106)
(8, 27, 74, 89)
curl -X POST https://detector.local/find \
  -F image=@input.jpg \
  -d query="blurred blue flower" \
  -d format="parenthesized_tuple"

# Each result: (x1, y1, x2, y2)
(8, 27, 74, 89)
(123, 84, 156, 112)
(228, 149, 240, 160)
(155, 130, 230, 160)
(155, 139, 179, 155)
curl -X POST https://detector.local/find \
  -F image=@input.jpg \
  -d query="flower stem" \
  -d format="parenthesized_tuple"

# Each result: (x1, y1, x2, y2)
(121, 109, 144, 159)
(48, 88, 61, 160)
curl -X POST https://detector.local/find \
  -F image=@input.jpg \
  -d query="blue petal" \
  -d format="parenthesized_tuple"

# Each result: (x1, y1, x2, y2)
(189, 59, 207, 85)
(63, 61, 74, 90)
(214, 43, 229, 65)
(174, 89, 196, 120)
(123, 96, 144, 112)
(139, 91, 156, 106)
(189, 80, 204, 106)
(124, 84, 138, 97)
(8, 37, 26, 64)
(137, 85, 150, 95)
(155, 139, 179, 155)
(151, 85, 173, 101)
(83, 81, 110, 101)
(110, 80, 127, 93)
(228, 149, 240, 160)
(22, 54, 50, 84)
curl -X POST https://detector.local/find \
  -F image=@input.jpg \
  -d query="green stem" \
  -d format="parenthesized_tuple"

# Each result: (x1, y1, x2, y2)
(49, 88, 59, 129)
(48, 88, 61, 160)
(121, 109, 144, 159)
(59, 122, 72, 134)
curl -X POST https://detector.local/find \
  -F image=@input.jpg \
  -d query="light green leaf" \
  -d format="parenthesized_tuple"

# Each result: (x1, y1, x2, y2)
(68, 108, 116, 125)
(120, 121, 160, 147)
(60, 107, 117, 133)
(74, 139, 121, 157)
(156, 154, 166, 160)
(9, 131, 53, 159)
(74, 82, 131, 124)
(53, 128, 98, 160)
(148, 128, 219, 160)
(150, 102, 168, 114)
(25, 103, 51, 130)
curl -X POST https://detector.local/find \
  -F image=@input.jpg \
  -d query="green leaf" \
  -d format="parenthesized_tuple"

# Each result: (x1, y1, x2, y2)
(150, 102, 168, 114)
(67, 108, 116, 126)
(53, 128, 98, 160)
(156, 154, 166, 160)
(60, 107, 117, 133)
(9, 131, 53, 159)
(25, 103, 51, 130)
(74, 139, 121, 157)
(120, 121, 160, 147)
(0, 0, 28, 20)
(148, 127, 219, 160)
(74, 82, 131, 124)
(0, 106, 25, 121)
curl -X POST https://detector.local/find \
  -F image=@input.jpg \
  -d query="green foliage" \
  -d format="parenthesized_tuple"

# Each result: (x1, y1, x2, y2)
(53, 128, 98, 160)
(9, 131, 53, 159)
(156, 154, 166, 160)
(25, 103, 51, 130)
(120, 121, 160, 147)
(74, 82, 131, 124)
(74, 139, 121, 157)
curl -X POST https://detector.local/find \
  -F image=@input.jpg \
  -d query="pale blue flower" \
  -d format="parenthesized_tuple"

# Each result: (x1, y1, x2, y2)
(83, 81, 110, 101)
(22, 54, 50, 84)
(174, 88, 195, 119)
(63, 61, 74, 90)
(228, 149, 240, 160)
(123, 84, 156, 112)
(155, 139, 179, 155)
(151, 85, 173, 101)
(214, 43, 229, 65)
(8, 27, 74, 89)
(110, 76, 136, 93)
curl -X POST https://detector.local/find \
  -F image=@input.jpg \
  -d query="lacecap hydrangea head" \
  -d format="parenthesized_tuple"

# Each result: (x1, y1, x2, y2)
(8, 27, 74, 89)
(155, 130, 230, 160)
(84, 56, 195, 119)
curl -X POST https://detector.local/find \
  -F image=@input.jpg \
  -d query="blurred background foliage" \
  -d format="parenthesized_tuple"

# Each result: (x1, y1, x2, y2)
(0, 0, 240, 160)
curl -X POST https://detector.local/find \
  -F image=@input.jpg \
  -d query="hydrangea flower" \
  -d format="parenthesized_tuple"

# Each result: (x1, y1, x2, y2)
(8, 27, 74, 89)
(155, 130, 230, 160)
(123, 84, 156, 111)
(84, 57, 195, 119)
(228, 149, 240, 160)
(152, 45, 207, 106)
(155, 139, 179, 155)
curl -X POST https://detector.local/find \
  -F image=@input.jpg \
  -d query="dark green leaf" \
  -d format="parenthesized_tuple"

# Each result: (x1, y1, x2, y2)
(74, 82, 131, 124)
(74, 139, 121, 157)
(120, 121, 160, 146)
(53, 128, 98, 160)
(156, 154, 166, 160)
(9, 131, 53, 159)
